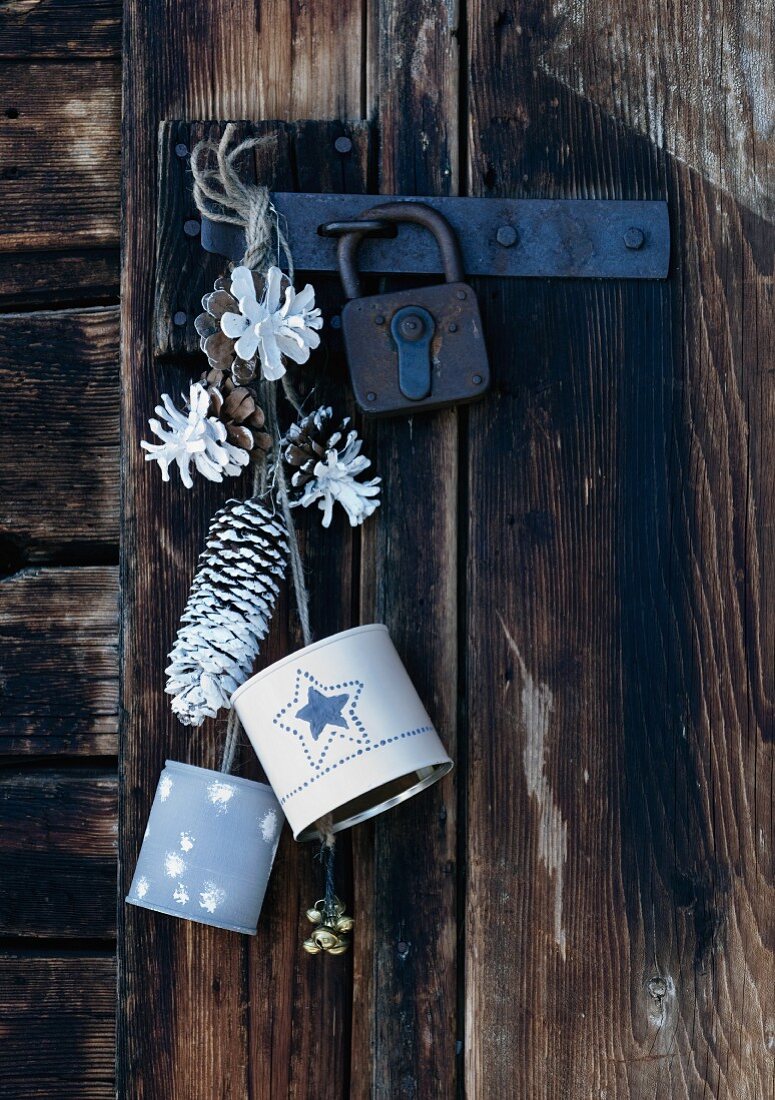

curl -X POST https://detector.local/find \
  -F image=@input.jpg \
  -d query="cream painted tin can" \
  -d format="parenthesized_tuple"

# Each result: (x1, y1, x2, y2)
(231, 625, 452, 840)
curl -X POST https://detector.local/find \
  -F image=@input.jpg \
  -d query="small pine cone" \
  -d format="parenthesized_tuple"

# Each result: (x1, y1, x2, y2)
(283, 406, 381, 528)
(165, 497, 289, 726)
(200, 367, 272, 456)
(194, 267, 291, 384)
(283, 406, 338, 490)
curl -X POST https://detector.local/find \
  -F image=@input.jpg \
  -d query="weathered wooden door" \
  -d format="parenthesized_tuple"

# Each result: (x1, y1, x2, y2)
(119, 0, 774, 1097)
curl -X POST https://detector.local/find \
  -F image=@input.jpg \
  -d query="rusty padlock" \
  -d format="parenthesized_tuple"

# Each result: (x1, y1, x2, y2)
(336, 202, 490, 416)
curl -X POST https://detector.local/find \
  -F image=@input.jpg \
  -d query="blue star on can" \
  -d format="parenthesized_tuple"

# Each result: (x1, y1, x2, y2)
(295, 686, 350, 740)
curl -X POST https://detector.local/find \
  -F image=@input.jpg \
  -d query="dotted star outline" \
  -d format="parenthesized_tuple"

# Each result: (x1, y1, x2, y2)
(273, 668, 367, 771)
(278, 724, 435, 805)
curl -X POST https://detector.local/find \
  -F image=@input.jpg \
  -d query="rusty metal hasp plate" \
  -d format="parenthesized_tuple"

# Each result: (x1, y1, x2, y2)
(202, 194, 670, 280)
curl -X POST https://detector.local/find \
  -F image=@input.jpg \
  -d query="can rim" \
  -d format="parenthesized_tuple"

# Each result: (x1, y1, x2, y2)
(164, 759, 280, 799)
(125, 895, 258, 935)
(230, 623, 389, 705)
(296, 758, 453, 841)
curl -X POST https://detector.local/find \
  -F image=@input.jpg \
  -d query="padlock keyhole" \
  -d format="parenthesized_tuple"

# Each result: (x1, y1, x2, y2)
(390, 305, 434, 401)
(397, 313, 425, 340)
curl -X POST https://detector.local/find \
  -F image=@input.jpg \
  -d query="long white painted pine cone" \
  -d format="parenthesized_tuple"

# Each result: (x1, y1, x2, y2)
(165, 497, 289, 726)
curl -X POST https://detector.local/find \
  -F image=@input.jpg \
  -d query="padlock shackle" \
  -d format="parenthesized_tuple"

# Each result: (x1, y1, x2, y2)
(337, 201, 465, 299)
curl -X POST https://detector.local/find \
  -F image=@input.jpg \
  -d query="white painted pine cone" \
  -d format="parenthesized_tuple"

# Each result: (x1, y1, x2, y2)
(166, 498, 289, 726)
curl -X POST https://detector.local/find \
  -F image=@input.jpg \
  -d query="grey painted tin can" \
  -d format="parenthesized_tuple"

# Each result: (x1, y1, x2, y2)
(126, 760, 282, 935)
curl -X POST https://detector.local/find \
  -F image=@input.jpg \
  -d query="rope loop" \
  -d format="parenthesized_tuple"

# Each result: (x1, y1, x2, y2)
(190, 123, 294, 279)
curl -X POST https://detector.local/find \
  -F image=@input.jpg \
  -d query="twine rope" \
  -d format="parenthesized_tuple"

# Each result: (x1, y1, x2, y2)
(190, 123, 294, 279)
(191, 125, 311, 651)
(198, 127, 334, 883)
(321, 831, 337, 917)
(263, 380, 313, 649)
(220, 708, 241, 773)
(218, 407, 313, 775)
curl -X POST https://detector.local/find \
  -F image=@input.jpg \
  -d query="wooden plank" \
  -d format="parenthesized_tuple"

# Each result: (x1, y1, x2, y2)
(0, 248, 119, 308)
(147, 117, 368, 1100)
(0, 63, 120, 252)
(273, 117, 369, 1100)
(121, 121, 295, 1100)
(618, 161, 775, 1100)
(0, 771, 117, 936)
(124, 120, 369, 1100)
(0, 0, 121, 59)
(153, 120, 231, 360)
(465, 9, 775, 1100)
(350, 2, 460, 1097)
(0, 307, 119, 562)
(119, 0, 363, 1090)
(463, 31, 656, 1096)
(209, 119, 370, 1100)
(0, 953, 115, 1098)
(540, 0, 775, 222)
(0, 567, 118, 756)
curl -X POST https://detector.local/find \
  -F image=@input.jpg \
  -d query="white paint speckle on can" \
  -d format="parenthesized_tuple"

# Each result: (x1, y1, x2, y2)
(207, 780, 236, 811)
(164, 851, 187, 878)
(199, 882, 226, 913)
(173, 882, 189, 905)
(260, 809, 278, 844)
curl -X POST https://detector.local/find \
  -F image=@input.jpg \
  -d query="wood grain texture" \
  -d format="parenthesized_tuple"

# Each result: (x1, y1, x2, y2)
(122, 0, 774, 1095)
(349, 1, 460, 1096)
(0, 567, 118, 756)
(0, 63, 120, 251)
(465, 4, 775, 1098)
(0, 248, 119, 308)
(0, 0, 121, 59)
(119, 0, 363, 1085)
(0, 772, 117, 936)
(0, 307, 119, 563)
(0, 6, 121, 1092)
(0, 953, 116, 1098)
(540, 0, 775, 220)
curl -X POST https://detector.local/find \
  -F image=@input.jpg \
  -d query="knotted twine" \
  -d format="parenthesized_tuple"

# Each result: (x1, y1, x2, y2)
(191, 126, 337, 860)
(191, 122, 294, 280)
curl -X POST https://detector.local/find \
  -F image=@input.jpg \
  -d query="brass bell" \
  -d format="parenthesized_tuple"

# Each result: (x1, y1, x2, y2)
(312, 926, 339, 951)
(303, 896, 353, 956)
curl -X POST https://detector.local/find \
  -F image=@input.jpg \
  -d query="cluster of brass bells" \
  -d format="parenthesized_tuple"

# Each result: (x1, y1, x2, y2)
(303, 898, 353, 955)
